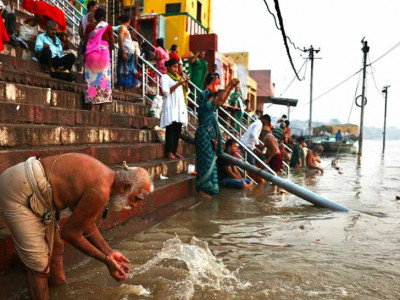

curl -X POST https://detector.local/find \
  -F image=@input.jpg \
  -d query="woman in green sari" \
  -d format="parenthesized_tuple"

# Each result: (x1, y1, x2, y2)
(189, 50, 208, 105)
(229, 86, 245, 133)
(195, 78, 240, 198)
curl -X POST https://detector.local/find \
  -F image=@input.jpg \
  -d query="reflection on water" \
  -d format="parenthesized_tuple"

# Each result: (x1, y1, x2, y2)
(10, 140, 400, 299)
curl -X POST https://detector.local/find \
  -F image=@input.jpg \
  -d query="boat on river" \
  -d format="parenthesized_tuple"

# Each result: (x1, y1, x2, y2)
(310, 123, 358, 152)
(311, 136, 356, 153)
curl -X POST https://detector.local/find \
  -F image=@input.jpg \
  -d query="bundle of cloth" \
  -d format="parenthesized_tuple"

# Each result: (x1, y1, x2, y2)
(22, 0, 66, 32)
(0, 13, 10, 52)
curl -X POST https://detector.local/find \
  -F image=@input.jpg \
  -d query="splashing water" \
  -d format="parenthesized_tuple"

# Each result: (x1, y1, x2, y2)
(118, 284, 151, 299)
(128, 235, 249, 297)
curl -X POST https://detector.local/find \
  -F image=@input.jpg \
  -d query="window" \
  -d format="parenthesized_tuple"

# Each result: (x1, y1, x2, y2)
(196, 1, 202, 22)
(166, 3, 181, 13)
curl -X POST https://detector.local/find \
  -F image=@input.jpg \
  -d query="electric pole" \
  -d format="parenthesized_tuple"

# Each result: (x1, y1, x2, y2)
(303, 46, 320, 146)
(358, 38, 369, 159)
(382, 85, 390, 153)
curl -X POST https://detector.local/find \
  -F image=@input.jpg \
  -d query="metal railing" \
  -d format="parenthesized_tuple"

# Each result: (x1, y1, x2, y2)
(137, 56, 277, 177)
(44, 0, 288, 176)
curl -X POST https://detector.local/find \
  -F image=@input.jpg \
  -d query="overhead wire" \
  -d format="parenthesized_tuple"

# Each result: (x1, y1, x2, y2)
(368, 40, 400, 66)
(280, 59, 308, 96)
(272, 0, 303, 81)
(262, 0, 302, 51)
(367, 53, 384, 97)
(291, 68, 362, 112)
(290, 39, 400, 113)
(335, 64, 363, 158)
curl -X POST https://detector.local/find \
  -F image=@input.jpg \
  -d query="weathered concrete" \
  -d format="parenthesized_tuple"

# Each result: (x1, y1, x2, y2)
(0, 143, 195, 174)
(0, 125, 158, 147)
(0, 82, 149, 116)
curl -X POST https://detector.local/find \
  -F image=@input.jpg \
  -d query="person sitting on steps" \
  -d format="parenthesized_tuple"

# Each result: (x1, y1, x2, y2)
(217, 139, 254, 189)
(35, 20, 76, 74)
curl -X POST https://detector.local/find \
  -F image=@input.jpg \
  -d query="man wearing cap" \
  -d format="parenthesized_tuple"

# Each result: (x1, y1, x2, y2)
(0, 153, 153, 300)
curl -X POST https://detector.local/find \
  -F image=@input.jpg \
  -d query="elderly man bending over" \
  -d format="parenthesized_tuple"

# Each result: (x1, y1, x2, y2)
(0, 153, 153, 300)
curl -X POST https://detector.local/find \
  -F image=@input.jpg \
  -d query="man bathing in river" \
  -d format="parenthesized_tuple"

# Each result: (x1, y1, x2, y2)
(257, 114, 283, 176)
(306, 145, 324, 173)
(0, 153, 153, 300)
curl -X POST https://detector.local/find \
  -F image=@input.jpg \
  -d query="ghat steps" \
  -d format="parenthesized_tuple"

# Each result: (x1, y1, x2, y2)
(0, 49, 197, 272)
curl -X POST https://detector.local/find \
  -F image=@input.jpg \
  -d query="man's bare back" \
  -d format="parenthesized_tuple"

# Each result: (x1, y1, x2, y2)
(41, 153, 114, 212)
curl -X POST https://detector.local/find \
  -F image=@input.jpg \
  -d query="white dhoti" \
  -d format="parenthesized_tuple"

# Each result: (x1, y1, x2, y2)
(0, 157, 55, 274)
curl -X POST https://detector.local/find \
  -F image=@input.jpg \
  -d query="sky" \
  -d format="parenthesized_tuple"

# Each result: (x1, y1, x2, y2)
(212, 0, 400, 129)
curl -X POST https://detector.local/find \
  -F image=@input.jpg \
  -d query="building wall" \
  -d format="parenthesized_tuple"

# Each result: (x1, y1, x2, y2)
(215, 52, 235, 89)
(164, 15, 190, 54)
(247, 75, 258, 112)
(224, 52, 251, 98)
(143, 0, 212, 30)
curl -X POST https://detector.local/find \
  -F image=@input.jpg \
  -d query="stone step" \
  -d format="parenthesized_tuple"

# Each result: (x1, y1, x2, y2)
(0, 124, 159, 147)
(0, 142, 195, 174)
(0, 82, 149, 116)
(0, 102, 160, 128)
(0, 65, 144, 103)
(122, 156, 195, 181)
(0, 173, 196, 273)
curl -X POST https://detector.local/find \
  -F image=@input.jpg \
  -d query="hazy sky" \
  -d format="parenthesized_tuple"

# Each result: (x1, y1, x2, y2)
(212, 0, 400, 128)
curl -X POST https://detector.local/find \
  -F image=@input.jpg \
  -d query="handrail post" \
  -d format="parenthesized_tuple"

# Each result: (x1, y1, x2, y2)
(156, 74, 160, 96)
(194, 88, 197, 115)
(142, 63, 146, 102)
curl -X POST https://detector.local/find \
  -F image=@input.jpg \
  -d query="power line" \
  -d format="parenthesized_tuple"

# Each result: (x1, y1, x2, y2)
(262, 0, 280, 30)
(290, 39, 400, 113)
(292, 68, 362, 112)
(262, 0, 302, 51)
(367, 54, 384, 97)
(280, 59, 308, 96)
(262, 0, 303, 51)
(272, 0, 303, 81)
(368, 40, 400, 66)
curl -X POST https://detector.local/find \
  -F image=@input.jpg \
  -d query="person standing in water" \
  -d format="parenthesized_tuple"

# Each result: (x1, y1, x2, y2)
(0, 153, 153, 300)
(306, 145, 324, 173)
(195, 78, 240, 198)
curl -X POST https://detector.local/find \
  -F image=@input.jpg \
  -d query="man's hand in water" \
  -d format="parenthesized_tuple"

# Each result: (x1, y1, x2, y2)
(105, 255, 127, 281)
(109, 250, 131, 273)
(105, 254, 130, 281)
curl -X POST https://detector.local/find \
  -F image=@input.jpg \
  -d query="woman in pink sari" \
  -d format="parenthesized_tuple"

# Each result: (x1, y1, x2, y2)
(84, 8, 115, 111)
(154, 38, 169, 74)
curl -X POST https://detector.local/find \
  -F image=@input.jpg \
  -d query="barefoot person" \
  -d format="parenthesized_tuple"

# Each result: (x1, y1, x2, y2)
(195, 78, 240, 198)
(217, 139, 254, 189)
(0, 153, 152, 300)
(306, 145, 324, 173)
(160, 58, 189, 159)
(84, 8, 114, 111)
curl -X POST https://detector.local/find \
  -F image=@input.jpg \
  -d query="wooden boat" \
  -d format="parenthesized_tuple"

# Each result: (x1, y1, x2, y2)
(311, 136, 356, 153)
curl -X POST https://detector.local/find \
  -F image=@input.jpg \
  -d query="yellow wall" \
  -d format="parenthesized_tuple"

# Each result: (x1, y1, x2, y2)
(143, 0, 212, 30)
(164, 15, 190, 55)
(224, 52, 249, 67)
(247, 75, 258, 111)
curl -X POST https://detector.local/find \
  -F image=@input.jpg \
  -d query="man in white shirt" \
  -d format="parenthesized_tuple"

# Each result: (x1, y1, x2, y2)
(240, 114, 270, 165)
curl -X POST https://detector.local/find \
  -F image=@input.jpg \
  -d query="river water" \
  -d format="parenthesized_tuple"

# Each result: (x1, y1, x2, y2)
(13, 140, 400, 299)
